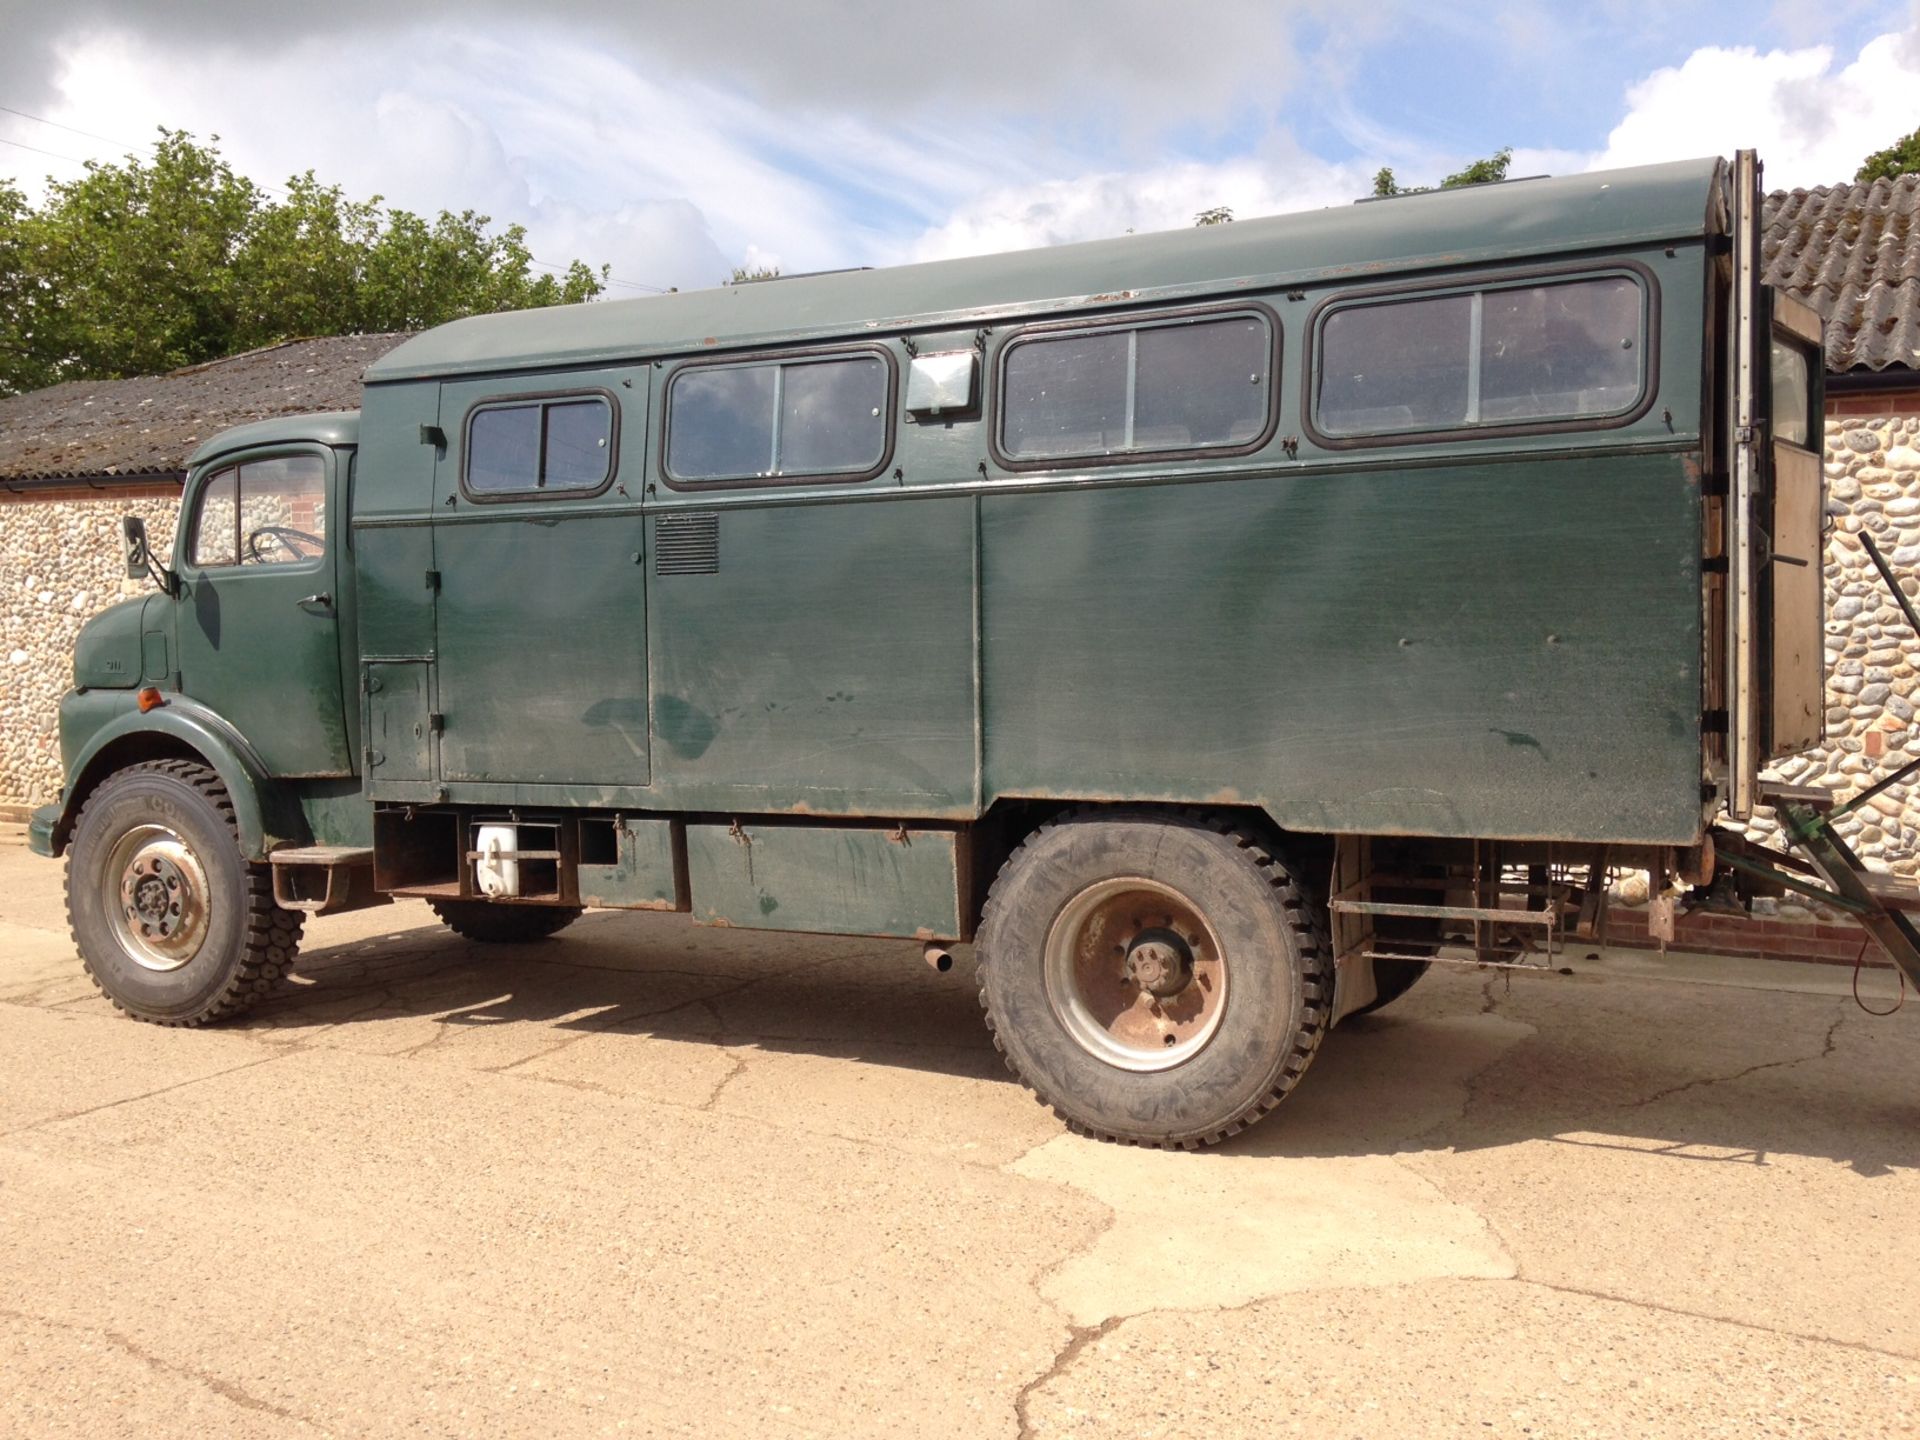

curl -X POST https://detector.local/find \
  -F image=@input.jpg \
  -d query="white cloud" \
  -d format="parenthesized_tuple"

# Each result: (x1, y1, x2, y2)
(1590, 24, 1920, 188)
(907, 151, 1372, 262)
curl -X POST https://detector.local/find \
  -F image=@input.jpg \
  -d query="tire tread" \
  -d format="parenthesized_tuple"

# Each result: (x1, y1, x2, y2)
(66, 758, 303, 1026)
(975, 807, 1331, 1149)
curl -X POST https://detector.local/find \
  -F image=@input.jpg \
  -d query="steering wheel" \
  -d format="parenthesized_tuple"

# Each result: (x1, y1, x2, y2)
(247, 525, 324, 563)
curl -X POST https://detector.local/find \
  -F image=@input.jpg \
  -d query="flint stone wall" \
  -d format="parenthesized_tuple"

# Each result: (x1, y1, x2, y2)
(1, 493, 179, 808)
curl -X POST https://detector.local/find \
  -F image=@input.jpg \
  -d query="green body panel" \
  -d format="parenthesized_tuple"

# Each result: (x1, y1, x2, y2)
(980, 449, 1703, 843)
(644, 491, 977, 815)
(578, 817, 679, 910)
(295, 779, 373, 849)
(171, 442, 352, 776)
(684, 822, 964, 938)
(72, 596, 145, 689)
(430, 366, 651, 786)
(364, 661, 433, 781)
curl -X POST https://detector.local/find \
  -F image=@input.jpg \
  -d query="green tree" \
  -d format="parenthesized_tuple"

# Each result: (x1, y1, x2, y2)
(1857, 126, 1920, 182)
(1372, 147, 1513, 198)
(1193, 206, 1234, 226)
(727, 265, 782, 284)
(0, 130, 608, 396)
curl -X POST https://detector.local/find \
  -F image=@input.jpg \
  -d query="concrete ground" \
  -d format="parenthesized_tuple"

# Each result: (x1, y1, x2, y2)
(1, 827, 1917, 1439)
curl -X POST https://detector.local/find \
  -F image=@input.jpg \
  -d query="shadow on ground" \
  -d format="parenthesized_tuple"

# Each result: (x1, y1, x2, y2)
(243, 907, 1920, 1174)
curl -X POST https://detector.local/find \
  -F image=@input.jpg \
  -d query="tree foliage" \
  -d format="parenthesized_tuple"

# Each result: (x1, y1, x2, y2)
(0, 131, 607, 396)
(727, 265, 783, 284)
(1193, 206, 1234, 226)
(1371, 147, 1513, 198)
(1857, 126, 1920, 182)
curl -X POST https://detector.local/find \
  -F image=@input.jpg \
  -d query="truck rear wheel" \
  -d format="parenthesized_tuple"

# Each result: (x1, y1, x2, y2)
(428, 900, 582, 944)
(66, 759, 302, 1025)
(975, 811, 1330, 1148)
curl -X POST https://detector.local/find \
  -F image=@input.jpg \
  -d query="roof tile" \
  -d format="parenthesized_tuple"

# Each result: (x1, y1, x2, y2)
(0, 332, 410, 483)
(1763, 174, 1920, 374)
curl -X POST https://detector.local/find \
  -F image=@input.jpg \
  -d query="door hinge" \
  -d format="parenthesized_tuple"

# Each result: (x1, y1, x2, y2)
(424, 569, 440, 592)
(428, 712, 445, 734)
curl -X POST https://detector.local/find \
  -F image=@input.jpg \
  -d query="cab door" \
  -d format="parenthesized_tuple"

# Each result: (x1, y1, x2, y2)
(173, 447, 351, 774)
(430, 367, 651, 787)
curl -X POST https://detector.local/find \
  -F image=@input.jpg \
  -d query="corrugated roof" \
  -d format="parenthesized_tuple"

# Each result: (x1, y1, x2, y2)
(1763, 174, 1920, 374)
(0, 332, 410, 484)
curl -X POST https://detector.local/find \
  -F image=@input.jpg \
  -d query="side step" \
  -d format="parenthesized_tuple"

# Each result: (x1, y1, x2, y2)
(268, 845, 388, 916)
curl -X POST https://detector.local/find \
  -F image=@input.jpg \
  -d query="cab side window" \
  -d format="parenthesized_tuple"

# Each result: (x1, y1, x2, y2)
(188, 456, 327, 569)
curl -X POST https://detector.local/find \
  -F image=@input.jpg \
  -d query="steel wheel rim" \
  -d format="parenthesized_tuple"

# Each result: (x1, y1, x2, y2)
(104, 823, 211, 973)
(1042, 876, 1228, 1072)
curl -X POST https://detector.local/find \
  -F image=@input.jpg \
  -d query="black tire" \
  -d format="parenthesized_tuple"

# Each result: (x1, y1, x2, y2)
(66, 759, 303, 1025)
(976, 810, 1330, 1149)
(428, 900, 583, 943)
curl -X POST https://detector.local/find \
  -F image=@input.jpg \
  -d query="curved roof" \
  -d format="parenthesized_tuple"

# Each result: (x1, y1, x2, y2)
(187, 411, 360, 467)
(368, 157, 1724, 384)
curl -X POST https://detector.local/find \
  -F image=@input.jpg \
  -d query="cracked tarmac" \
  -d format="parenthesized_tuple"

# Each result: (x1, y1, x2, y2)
(2, 832, 1917, 1437)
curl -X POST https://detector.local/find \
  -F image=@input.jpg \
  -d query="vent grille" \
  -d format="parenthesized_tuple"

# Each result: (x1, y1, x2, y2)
(654, 513, 719, 575)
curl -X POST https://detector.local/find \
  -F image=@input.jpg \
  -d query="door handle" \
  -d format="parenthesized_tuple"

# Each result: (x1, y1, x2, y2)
(297, 592, 334, 610)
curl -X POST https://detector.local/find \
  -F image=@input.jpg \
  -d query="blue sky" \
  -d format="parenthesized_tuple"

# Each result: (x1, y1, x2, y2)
(0, 1, 1914, 297)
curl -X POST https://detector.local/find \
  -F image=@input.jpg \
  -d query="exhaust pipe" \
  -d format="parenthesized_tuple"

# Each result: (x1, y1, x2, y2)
(923, 943, 954, 973)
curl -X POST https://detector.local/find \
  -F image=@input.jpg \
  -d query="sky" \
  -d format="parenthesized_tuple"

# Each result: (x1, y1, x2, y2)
(0, 0, 1915, 299)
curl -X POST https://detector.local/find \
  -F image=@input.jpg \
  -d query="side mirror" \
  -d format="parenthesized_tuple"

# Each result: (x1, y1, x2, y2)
(122, 515, 174, 595)
(123, 515, 151, 578)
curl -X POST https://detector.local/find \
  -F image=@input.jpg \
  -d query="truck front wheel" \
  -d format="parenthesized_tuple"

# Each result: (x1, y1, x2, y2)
(67, 760, 303, 1025)
(975, 811, 1330, 1148)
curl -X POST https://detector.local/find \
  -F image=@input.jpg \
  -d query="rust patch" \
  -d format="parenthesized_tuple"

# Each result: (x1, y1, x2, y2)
(1086, 290, 1137, 305)
(1682, 452, 1704, 482)
(1203, 787, 1247, 806)
(702, 336, 718, 346)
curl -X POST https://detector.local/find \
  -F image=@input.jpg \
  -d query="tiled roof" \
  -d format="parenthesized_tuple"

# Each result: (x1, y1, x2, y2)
(0, 332, 411, 484)
(1764, 174, 1920, 375)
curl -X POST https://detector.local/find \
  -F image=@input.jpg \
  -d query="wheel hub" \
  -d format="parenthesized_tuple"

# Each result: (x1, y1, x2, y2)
(1123, 930, 1194, 997)
(105, 825, 211, 973)
(1043, 878, 1228, 1072)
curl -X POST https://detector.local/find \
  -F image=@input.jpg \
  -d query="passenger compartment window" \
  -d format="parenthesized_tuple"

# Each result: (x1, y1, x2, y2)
(1314, 274, 1647, 440)
(999, 313, 1274, 462)
(188, 455, 327, 569)
(463, 394, 614, 496)
(667, 354, 889, 483)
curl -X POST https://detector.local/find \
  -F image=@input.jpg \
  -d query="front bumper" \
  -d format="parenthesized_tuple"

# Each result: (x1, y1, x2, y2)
(27, 803, 61, 858)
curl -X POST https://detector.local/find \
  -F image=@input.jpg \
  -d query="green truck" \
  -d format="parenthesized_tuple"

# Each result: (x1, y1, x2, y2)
(32, 150, 1920, 1147)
